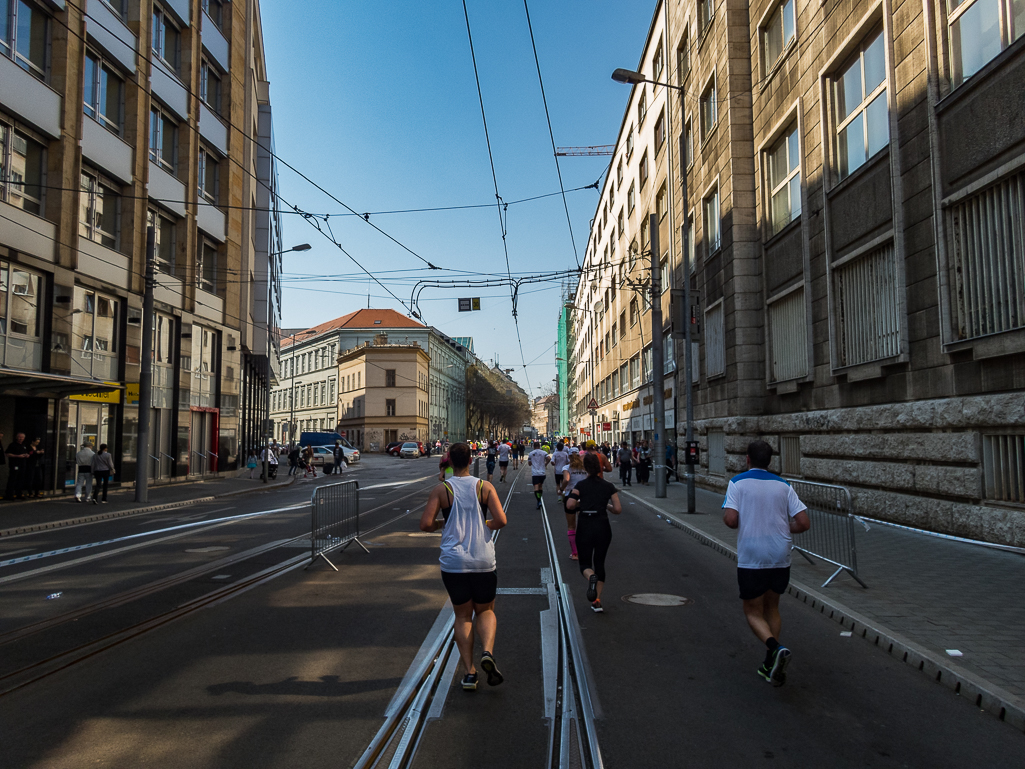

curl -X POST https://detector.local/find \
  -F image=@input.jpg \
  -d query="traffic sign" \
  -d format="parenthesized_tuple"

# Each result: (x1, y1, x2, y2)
(458, 298, 482, 312)
(587, 397, 599, 411)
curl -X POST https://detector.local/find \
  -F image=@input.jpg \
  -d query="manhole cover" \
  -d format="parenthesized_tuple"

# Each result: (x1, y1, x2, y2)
(622, 593, 694, 606)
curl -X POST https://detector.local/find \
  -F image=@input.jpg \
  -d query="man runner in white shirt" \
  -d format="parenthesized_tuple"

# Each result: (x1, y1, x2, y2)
(722, 440, 810, 687)
(528, 441, 550, 510)
(497, 440, 511, 482)
(551, 441, 570, 495)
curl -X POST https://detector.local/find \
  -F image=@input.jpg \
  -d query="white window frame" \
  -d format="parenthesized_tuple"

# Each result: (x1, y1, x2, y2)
(152, 4, 181, 75)
(198, 238, 218, 293)
(1, 0, 48, 81)
(947, 0, 1023, 87)
(832, 29, 888, 181)
(149, 104, 178, 174)
(703, 180, 721, 255)
(198, 146, 219, 204)
(700, 72, 717, 141)
(80, 167, 121, 250)
(200, 58, 222, 114)
(0, 122, 45, 215)
(83, 48, 124, 135)
(761, 0, 796, 75)
(766, 124, 802, 236)
(698, 0, 715, 36)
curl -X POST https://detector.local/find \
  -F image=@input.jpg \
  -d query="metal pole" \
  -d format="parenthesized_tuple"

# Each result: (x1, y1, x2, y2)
(650, 213, 666, 499)
(135, 225, 156, 503)
(680, 134, 696, 515)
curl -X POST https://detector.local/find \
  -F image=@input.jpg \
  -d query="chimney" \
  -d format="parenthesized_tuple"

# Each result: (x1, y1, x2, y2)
(373, 332, 388, 346)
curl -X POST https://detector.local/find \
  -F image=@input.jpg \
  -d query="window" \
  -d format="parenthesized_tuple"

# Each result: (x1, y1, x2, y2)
(626, 126, 635, 158)
(637, 90, 647, 125)
(657, 184, 669, 221)
(203, 0, 224, 29)
(198, 239, 217, 292)
(79, 169, 120, 249)
(639, 151, 649, 185)
(152, 4, 181, 74)
(198, 147, 218, 203)
(768, 288, 808, 381)
(630, 298, 639, 326)
(630, 355, 640, 388)
(0, 125, 44, 215)
(147, 209, 176, 275)
(619, 311, 626, 338)
(616, 159, 623, 186)
(699, 0, 714, 34)
(627, 182, 636, 213)
(948, 0, 1023, 86)
(612, 371, 619, 398)
(385, 369, 396, 387)
(684, 120, 693, 167)
(767, 125, 801, 235)
(83, 50, 124, 134)
(700, 76, 717, 140)
(834, 31, 888, 180)
(386, 399, 396, 417)
(705, 302, 725, 377)
(654, 109, 666, 149)
(617, 210, 624, 239)
(200, 60, 222, 114)
(149, 106, 178, 174)
(834, 242, 900, 365)
(0, 261, 43, 370)
(653, 40, 664, 80)
(763, 0, 796, 71)
(677, 34, 690, 83)
(611, 322, 618, 347)
(103, 0, 128, 19)
(704, 186, 720, 253)
(641, 215, 650, 250)
(664, 330, 675, 374)
(642, 346, 652, 382)
(1, 0, 47, 80)
(982, 434, 1025, 502)
(660, 256, 670, 292)
(708, 430, 726, 475)
(604, 331, 611, 353)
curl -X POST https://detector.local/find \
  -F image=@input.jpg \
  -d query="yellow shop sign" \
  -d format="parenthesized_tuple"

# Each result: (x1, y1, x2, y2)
(70, 383, 122, 404)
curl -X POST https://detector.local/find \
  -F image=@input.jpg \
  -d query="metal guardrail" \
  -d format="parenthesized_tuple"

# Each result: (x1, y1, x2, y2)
(787, 478, 867, 588)
(307, 480, 367, 570)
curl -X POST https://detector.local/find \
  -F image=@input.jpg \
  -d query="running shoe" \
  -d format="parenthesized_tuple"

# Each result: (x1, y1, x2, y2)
(480, 651, 504, 686)
(757, 662, 772, 683)
(769, 646, 791, 686)
(591, 599, 603, 613)
(461, 673, 478, 691)
(586, 574, 598, 602)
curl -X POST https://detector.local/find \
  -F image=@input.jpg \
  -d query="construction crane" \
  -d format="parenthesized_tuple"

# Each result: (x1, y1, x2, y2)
(555, 145, 615, 156)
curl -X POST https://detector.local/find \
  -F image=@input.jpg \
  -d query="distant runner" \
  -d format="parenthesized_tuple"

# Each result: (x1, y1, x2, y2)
(722, 440, 810, 687)
(551, 441, 570, 496)
(527, 441, 550, 510)
(566, 452, 622, 613)
(420, 442, 508, 691)
(497, 440, 511, 482)
(562, 451, 588, 560)
(486, 441, 499, 483)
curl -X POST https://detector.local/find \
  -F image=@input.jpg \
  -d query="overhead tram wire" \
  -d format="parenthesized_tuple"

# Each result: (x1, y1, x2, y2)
(522, 0, 581, 270)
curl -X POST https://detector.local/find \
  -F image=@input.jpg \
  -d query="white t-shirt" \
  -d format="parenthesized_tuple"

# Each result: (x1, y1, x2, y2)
(552, 449, 569, 474)
(723, 469, 807, 569)
(528, 449, 549, 475)
(497, 443, 511, 462)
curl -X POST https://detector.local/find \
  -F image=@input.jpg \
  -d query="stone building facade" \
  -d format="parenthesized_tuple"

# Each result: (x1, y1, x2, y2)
(570, 0, 1025, 545)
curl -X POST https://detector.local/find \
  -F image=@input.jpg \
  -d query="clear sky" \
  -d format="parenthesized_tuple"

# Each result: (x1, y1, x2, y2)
(262, 0, 657, 397)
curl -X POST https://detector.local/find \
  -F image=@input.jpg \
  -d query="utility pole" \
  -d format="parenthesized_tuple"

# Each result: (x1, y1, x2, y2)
(680, 131, 696, 514)
(135, 226, 156, 503)
(650, 213, 667, 499)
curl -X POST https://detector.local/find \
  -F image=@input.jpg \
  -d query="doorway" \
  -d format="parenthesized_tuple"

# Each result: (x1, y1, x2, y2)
(190, 408, 219, 475)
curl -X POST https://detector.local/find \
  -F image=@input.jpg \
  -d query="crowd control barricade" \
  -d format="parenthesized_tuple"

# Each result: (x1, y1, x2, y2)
(307, 480, 367, 571)
(787, 479, 867, 588)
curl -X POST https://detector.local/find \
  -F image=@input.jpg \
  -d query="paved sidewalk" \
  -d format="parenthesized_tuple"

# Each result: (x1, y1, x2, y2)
(617, 474, 1025, 729)
(0, 471, 297, 537)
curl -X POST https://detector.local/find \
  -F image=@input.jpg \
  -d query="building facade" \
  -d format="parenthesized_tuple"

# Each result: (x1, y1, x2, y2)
(570, 0, 1025, 545)
(0, 0, 282, 491)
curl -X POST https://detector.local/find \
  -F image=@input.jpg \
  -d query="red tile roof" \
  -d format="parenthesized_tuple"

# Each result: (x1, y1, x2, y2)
(281, 309, 424, 348)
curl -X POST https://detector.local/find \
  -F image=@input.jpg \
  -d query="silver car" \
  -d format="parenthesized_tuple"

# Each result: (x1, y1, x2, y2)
(399, 442, 420, 458)
(315, 445, 361, 466)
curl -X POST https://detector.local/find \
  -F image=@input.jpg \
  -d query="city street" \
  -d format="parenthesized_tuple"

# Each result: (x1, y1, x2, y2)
(0, 457, 1021, 767)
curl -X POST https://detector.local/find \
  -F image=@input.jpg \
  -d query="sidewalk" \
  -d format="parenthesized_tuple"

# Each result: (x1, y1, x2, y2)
(618, 473, 1025, 731)
(0, 471, 296, 537)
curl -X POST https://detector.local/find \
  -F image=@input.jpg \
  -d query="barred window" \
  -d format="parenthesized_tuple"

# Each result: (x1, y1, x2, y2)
(834, 242, 901, 366)
(780, 435, 801, 476)
(705, 301, 725, 378)
(708, 430, 726, 476)
(983, 434, 1025, 502)
(769, 288, 808, 381)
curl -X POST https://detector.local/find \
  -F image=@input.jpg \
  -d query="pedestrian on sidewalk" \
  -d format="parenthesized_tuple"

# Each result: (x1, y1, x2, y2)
(287, 445, 300, 476)
(722, 440, 811, 687)
(75, 443, 95, 501)
(561, 451, 588, 561)
(90, 444, 115, 504)
(5, 433, 30, 501)
(565, 451, 622, 613)
(245, 450, 259, 479)
(261, 444, 279, 480)
(332, 440, 345, 475)
(617, 441, 633, 486)
(635, 442, 651, 485)
(419, 442, 508, 691)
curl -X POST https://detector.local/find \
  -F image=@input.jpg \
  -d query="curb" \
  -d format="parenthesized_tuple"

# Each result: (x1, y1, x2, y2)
(622, 489, 1025, 734)
(0, 474, 297, 538)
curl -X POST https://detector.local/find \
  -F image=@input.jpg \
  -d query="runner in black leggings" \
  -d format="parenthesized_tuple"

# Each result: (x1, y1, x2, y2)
(566, 452, 622, 613)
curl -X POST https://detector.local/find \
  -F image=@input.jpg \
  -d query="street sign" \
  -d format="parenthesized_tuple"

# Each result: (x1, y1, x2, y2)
(587, 397, 599, 410)
(601, 422, 612, 431)
(458, 298, 482, 312)
(685, 440, 700, 465)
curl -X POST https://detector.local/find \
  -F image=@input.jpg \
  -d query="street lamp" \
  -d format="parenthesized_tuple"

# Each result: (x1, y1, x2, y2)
(261, 243, 312, 483)
(611, 68, 693, 508)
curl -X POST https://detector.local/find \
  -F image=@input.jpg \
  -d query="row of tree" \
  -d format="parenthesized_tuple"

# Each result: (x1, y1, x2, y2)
(464, 364, 530, 440)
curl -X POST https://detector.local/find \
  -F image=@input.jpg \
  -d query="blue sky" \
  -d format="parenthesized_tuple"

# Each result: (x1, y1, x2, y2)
(262, 0, 656, 396)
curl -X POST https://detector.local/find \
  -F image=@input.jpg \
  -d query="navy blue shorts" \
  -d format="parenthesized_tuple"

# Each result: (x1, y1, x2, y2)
(737, 567, 790, 600)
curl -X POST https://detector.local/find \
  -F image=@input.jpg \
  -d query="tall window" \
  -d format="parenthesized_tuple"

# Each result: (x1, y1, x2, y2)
(948, 0, 1023, 86)
(767, 125, 801, 235)
(152, 5, 181, 74)
(619, 362, 629, 391)
(699, 0, 714, 34)
(0, 124, 44, 215)
(640, 151, 649, 185)
(198, 147, 218, 203)
(700, 75, 717, 140)
(149, 106, 178, 174)
(642, 346, 653, 382)
(385, 369, 396, 387)
(663, 331, 675, 374)
(637, 89, 647, 125)
(83, 50, 124, 134)
(630, 355, 640, 388)
(657, 183, 668, 220)
(630, 297, 639, 326)
(653, 40, 664, 80)
(834, 31, 888, 180)
(386, 399, 396, 416)
(0, 0, 48, 80)
(660, 256, 670, 292)
(190, 324, 216, 408)
(704, 186, 721, 253)
(641, 216, 650, 251)
(202, 0, 224, 29)
(684, 120, 693, 167)
(626, 126, 635, 158)
(705, 302, 725, 377)
(72, 287, 119, 380)
(0, 262, 43, 370)
(200, 60, 221, 114)
(147, 209, 176, 275)
(654, 109, 666, 149)
(677, 34, 690, 83)
(763, 0, 796, 71)
(616, 159, 624, 186)
(627, 182, 636, 213)
(79, 169, 120, 249)
(198, 239, 217, 292)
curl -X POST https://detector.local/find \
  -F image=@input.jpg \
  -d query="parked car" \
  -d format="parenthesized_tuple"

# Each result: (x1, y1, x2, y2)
(299, 431, 355, 450)
(386, 442, 403, 456)
(316, 444, 360, 465)
(399, 442, 420, 458)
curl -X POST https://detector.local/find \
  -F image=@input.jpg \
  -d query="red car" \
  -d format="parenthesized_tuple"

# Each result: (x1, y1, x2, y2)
(385, 442, 403, 456)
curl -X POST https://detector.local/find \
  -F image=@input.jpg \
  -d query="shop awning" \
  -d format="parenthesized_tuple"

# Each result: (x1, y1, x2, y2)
(0, 369, 125, 400)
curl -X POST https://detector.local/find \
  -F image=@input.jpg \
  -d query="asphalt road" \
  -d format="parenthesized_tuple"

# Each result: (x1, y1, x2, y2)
(0, 457, 1021, 768)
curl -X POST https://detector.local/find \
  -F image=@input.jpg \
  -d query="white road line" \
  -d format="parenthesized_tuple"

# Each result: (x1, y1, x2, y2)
(362, 475, 436, 491)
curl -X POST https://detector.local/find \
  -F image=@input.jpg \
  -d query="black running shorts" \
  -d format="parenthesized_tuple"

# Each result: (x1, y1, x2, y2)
(441, 570, 498, 606)
(737, 566, 790, 600)
(499, 461, 508, 467)
(532, 474, 546, 486)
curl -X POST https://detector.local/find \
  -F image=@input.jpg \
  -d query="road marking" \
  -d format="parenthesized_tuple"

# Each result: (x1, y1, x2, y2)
(184, 546, 231, 553)
(362, 475, 436, 491)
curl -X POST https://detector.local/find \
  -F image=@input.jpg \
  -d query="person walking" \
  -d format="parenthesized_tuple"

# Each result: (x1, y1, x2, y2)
(5, 433, 30, 500)
(262, 443, 280, 480)
(485, 440, 498, 483)
(420, 442, 508, 691)
(27, 438, 45, 497)
(75, 442, 96, 501)
(635, 442, 651, 485)
(616, 441, 633, 487)
(565, 452, 622, 613)
(301, 445, 316, 478)
(497, 440, 511, 482)
(332, 440, 345, 475)
(561, 452, 588, 560)
(551, 441, 570, 496)
(527, 441, 550, 509)
(90, 444, 115, 504)
(246, 449, 259, 479)
(287, 445, 301, 476)
(722, 440, 811, 687)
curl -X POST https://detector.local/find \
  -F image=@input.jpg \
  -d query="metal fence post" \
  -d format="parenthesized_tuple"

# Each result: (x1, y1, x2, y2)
(306, 480, 368, 570)
(788, 478, 867, 588)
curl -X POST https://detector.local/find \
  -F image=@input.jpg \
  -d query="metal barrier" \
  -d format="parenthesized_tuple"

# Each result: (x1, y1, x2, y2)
(307, 480, 367, 570)
(787, 479, 867, 588)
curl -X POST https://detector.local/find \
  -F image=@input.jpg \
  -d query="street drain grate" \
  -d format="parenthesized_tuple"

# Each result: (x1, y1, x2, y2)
(622, 593, 694, 606)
